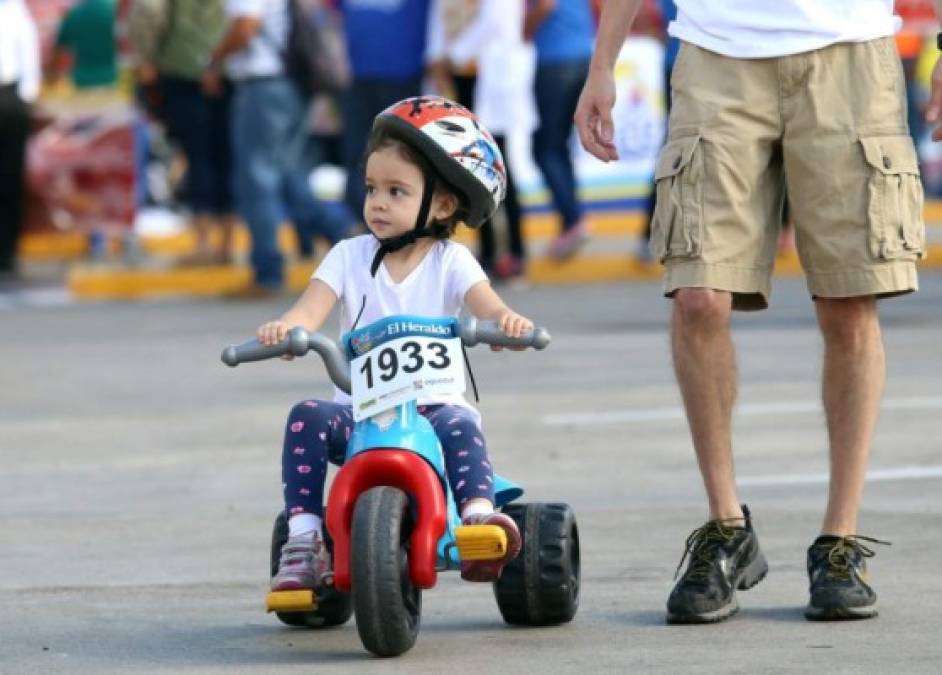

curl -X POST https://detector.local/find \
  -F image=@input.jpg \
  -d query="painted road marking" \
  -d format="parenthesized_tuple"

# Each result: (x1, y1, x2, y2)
(740, 464, 942, 486)
(543, 396, 942, 426)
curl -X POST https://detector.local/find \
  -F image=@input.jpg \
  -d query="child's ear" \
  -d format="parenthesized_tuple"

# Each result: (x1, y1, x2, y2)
(432, 192, 458, 220)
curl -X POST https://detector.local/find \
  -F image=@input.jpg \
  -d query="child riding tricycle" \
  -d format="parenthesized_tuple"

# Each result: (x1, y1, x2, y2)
(222, 96, 580, 657)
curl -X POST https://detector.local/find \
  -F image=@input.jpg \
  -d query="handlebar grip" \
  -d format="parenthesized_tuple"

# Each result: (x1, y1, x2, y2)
(459, 317, 551, 350)
(220, 327, 311, 366)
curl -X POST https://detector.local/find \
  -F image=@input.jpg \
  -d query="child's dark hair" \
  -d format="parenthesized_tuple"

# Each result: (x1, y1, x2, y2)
(365, 128, 471, 239)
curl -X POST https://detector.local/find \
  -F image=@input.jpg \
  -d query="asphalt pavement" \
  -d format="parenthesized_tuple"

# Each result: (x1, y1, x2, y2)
(2, 273, 941, 674)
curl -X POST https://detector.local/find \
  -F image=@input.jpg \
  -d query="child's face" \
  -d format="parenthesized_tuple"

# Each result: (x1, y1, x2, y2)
(364, 145, 456, 240)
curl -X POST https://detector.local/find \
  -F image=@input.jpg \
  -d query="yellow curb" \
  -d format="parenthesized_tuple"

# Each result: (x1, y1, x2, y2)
(67, 244, 942, 300)
(22, 203, 942, 263)
(24, 212, 647, 261)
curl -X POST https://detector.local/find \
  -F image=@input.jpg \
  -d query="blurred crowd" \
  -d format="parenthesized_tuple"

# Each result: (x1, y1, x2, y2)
(1, 0, 940, 293)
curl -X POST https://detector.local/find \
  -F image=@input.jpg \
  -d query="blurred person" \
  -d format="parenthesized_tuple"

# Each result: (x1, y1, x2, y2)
(578, 0, 930, 624)
(431, 0, 534, 280)
(129, 0, 238, 266)
(334, 0, 432, 220)
(525, 0, 595, 261)
(425, 0, 478, 108)
(206, 0, 354, 297)
(0, 0, 41, 282)
(48, 0, 118, 90)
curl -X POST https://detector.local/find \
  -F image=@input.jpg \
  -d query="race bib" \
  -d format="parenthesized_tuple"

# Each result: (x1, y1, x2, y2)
(346, 316, 466, 421)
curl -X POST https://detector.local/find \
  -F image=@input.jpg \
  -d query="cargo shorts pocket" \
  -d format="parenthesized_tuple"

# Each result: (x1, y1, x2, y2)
(651, 134, 704, 263)
(860, 135, 925, 261)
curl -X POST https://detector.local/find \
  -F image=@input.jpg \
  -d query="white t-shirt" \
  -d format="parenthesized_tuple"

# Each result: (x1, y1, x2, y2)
(669, 1, 902, 59)
(313, 235, 489, 412)
(427, 0, 537, 134)
(0, 0, 40, 101)
(225, 0, 288, 80)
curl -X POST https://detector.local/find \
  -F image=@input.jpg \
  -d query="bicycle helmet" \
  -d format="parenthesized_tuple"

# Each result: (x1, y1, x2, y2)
(367, 96, 507, 275)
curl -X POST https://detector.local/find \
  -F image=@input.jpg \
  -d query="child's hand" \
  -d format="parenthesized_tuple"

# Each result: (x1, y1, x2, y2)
(492, 310, 534, 351)
(258, 320, 294, 359)
(258, 320, 291, 346)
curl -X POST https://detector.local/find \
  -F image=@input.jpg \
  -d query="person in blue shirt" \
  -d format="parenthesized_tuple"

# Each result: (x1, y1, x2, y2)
(525, 0, 595, 261)
(336, 0, 432, 221)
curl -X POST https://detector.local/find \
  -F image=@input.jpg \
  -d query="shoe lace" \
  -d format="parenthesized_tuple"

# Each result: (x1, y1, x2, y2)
(673, 518, 741, 581)
(815, 535, 891, 580)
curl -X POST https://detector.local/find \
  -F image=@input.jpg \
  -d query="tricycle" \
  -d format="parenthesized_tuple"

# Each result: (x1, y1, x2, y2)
(222, 314, 580, 657)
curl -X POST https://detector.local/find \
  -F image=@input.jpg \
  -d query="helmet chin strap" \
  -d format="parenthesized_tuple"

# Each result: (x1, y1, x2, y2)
(370, 173, 436, 277)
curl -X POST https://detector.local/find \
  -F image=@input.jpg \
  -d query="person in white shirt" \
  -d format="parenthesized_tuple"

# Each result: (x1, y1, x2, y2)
(0, 0, 40, 279)
(576, 0, 935, 624)
(427, 0, 536, 279)
(253, 97, 533, 590)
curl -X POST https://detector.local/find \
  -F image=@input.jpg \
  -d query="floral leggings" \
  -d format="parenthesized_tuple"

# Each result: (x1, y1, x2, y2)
(282, 400, 495, 518)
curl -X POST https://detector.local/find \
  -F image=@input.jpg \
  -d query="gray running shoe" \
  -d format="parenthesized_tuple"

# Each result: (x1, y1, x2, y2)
(666, 505, 768, 624)
(805, 535, 889, 621)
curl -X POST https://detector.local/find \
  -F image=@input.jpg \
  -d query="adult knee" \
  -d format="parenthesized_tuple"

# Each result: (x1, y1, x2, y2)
(817, 297, 879, 349)
(673, 288, 731, 330)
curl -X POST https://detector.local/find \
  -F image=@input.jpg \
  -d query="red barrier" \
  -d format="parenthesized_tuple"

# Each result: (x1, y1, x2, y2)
(326, 450, 447, 591)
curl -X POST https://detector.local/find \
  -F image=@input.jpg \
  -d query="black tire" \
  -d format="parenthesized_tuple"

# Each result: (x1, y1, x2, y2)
(493, 503, 580, 626)
(350, 487, 421, 657)
(269, 511, 353, 628)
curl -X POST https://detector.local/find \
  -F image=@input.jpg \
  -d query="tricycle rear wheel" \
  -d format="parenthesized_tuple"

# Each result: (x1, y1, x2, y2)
(493, 502, 580, 626)
(269, 511, 353, 628)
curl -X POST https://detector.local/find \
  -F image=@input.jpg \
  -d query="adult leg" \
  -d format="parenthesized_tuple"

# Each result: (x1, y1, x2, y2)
(163, 77, 219, 262)
(671, 288, 743, 522)
(532, 59, 588, 232)
(815, 297, 884, 536)
(0, 86, 30, 274)
(495, 135, 525, 261)
(230, 79, 294, 289)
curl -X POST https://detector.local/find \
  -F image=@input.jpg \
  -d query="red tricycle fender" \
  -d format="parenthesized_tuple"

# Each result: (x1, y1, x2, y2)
(326, 450, 447, 591)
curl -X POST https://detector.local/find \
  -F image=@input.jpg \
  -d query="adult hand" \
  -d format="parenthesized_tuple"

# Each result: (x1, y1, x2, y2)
(137, 62, 159, 86)
(575, 65, 619, 162)
(201, 66, 223, 97)
(926, 56, 942, 141)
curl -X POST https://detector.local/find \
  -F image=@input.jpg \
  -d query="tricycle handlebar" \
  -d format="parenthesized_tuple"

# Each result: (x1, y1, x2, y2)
(457, 317, 551, 350)
(221, 327, 352, 394)
(220, 319, 551, 392)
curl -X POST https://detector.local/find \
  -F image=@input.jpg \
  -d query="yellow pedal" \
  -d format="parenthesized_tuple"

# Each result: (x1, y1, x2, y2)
(265, 589, 317, 613)
(455, 524, 508, 561)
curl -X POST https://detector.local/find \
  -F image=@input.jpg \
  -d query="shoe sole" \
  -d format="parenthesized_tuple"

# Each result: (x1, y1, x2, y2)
(666, 550, 769, 625)
(804, 603, 878, 621)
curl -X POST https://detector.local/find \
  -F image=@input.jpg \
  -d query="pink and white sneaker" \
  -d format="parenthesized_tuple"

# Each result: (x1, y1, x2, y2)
(460, 512, 522, 582)
(271, 533, 333, 591)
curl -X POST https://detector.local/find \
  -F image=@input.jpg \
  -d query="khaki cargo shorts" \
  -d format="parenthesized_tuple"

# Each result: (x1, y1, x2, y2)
(652, 37, 925, 310)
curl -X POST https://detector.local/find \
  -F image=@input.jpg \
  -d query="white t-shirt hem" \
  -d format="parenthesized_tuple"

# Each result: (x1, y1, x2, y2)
(668, 23, 900, 59)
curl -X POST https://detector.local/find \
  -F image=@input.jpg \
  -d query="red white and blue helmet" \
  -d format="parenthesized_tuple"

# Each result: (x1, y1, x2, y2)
(371, 96, 507, 228)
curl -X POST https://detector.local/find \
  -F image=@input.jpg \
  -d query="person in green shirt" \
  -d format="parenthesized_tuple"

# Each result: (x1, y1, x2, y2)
(129, 0, 237, 265)
(50, 0, 118, 90)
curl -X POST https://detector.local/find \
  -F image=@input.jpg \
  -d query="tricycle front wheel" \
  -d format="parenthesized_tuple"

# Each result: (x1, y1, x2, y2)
(351, 486, 421, 657)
